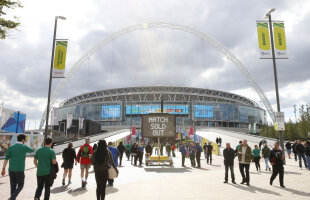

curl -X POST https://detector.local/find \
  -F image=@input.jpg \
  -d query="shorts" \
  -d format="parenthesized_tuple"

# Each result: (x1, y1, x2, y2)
(287, 149, 292, 154)
(63, 162, 74, 170)
(80, 164, 91, 169)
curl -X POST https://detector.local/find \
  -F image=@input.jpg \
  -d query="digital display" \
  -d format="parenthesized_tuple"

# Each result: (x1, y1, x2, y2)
(142, 113, 176, 138)
(126, 105, 188, 115)
(194, 105, 213, 118)
(101, 105, 121, 118)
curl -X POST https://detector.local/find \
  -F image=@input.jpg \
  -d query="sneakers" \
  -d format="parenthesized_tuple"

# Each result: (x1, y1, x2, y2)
(240, 181, 246, 184)
(232, 181, 236, 184)
(68, 180, 72, 185)
(280, 185, 286, 188)
(82, 181, 87, 187)
(223, 181, 228, 184)
(62, 179, 65, 186)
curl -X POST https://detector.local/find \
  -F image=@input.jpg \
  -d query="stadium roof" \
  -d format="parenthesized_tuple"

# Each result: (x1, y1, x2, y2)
(61, 86, 259, 108)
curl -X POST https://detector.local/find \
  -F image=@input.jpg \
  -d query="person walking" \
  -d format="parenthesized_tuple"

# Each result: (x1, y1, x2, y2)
(189, 144, 196, 167)
(125, 143, 132, 161)
(218, 137, 222, 147)
(206, 142, 213, 165)
(145, 143, 152, 156)
(223, 143, 236, 184)
(171, 144, 176, 157)
(76, 138, 93, 187)
(216, 137, 219, 145)
(1, 134, 34, 200)
(195, 143, 203, 168)
(130, 143, 137, 165)
(203, 143, 207, 159)
(62, 142, 76, 185)
(237, 139, 252, 186)
(92, 140, 118, 200)
(235, 141, 242, 156)
(34, 137, 57, 200)
(305, 140, 310, 170)
(261, 143, 271, 171)
(179, 142, 187, 167)
(252, 145, 261, 171)
(166, 143, 172, 157)
(285, 140, 292, 159)
(292, 141, 298, 161)
(269, 142, 285, 188)
(93, 143, 98, 153)
(107, 142, 119, 186)
(117, 142, 125, 166)
(137, 143, 144, 166)
(296, 140, 308, 169)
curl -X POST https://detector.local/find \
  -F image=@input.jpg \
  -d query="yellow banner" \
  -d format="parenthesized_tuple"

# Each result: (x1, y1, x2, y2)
(52, 40, 68, 78)
(256, 21, 272, 58)
(273, 21, 288, 59)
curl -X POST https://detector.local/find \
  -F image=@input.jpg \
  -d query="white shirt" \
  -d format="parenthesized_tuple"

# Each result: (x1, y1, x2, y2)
(240, 146, 247, 164)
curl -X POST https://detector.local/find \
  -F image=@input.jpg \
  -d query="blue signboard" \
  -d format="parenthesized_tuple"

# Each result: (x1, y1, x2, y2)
(126, 105, 188, 115)
(101, 105, 121, 118)
(194, 105, 213, 118)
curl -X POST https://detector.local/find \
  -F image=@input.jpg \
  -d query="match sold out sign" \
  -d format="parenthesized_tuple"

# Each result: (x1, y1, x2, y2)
(142, 113, 176, 138)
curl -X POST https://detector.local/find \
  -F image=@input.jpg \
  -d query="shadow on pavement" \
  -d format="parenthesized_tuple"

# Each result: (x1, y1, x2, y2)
(67, 187, 88, 197)
(106, 187, 119, 195)
(144, 167, 192, 173)
(231, 184, 281, 196)
(274, 186, 310, 196)
(51, 185, 69, 194)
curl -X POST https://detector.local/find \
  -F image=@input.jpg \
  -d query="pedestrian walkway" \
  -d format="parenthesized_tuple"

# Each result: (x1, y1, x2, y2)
(1, 147, 309, 200)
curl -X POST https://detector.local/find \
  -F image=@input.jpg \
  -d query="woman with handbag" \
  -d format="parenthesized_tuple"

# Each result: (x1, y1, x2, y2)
(92, 140, 118, 200)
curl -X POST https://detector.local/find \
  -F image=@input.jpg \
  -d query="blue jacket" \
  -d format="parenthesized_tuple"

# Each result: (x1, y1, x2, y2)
(137, 146, 144, 154)
(108, 146, 120, 167)
(179, 145, 187, 155)
(195, 145, 203, 153)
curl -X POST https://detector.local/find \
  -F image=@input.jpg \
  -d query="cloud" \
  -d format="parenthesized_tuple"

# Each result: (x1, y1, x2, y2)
(0, 0, 309, 126)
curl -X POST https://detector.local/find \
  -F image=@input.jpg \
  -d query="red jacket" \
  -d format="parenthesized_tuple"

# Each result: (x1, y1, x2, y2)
(77, 144, 93, 165)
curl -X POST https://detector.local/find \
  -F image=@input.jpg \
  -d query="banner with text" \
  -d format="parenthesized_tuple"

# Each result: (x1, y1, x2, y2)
(273, 21, 288, 59)
(142, 113, 176, 138)
(256, 21, 272, 59)
(52, 40, 68, 78)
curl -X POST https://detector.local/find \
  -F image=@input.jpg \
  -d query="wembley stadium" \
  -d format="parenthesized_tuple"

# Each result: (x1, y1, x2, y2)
(55, 86, 266, 133)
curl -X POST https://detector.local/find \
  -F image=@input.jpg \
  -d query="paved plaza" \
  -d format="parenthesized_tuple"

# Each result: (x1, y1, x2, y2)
(1, 140, 310, 200)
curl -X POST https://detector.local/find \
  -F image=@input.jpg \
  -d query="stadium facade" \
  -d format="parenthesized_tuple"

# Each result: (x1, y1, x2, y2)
(55, 86, 266, 132)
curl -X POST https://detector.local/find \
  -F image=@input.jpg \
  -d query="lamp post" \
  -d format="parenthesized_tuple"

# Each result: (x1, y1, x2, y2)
(44, 16, 66, 139)
(265, 9, 285, 155)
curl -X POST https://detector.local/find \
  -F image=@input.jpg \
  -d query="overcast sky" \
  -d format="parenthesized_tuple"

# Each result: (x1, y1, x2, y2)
(1, 0, 309, 129)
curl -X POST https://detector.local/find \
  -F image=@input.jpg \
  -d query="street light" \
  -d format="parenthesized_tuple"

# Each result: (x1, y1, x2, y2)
(44, 16, 66, 139)
(264, 9, 285, 157)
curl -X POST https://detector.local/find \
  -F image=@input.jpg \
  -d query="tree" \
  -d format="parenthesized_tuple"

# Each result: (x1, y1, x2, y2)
(0, 0, 22, 39)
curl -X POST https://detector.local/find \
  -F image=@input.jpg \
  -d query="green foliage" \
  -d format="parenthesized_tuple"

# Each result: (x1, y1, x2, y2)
(0, 0, 22, 39)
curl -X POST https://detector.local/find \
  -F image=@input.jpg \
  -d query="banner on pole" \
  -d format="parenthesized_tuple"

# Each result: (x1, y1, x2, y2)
(273, 21, 288, 59)
(79, 117, 84, 130)
(52, 40, 68, 78)
(256, 21, 272, 59)
(51, 108, 58, 126)
(66, 113, 73, 129)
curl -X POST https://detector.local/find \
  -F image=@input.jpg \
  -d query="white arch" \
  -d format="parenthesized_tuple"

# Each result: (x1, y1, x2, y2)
(39, 22, 275, 129)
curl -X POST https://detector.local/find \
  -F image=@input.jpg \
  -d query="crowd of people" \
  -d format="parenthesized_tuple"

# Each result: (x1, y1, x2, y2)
(1, 133, 310, 200)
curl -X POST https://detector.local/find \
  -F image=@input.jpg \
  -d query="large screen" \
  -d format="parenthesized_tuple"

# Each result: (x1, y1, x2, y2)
(194, 105, 213, 118)
(142, 113, 176, 138)
(126, 105, 188, 115)
(101, 105, 121, 118)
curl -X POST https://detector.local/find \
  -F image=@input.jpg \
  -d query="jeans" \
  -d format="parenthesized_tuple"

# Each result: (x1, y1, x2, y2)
(294, 152, 297, 161)
(306, 155, 310, 170)
(125, 150, 131, 160)
(254, 157, 261, 170)
(264, 157, 270, 169)
(119, 153, 123, 166)
(172, 150, 176, 157)
(181, 154, 185, 166)
(270, 165, 284, 186)
(95, 170, 108, 200)
(297, 153, 308, 168)
(225, 164, 235, 181)
(35, 175, 51, 200)
(190, 154, 196, 167)
(9, 171, 25, 200)
(206, 153, 212, 164)
(167, 151, 171, 157)
(239, 163, 250, 184)
(196, 152, 201, 167)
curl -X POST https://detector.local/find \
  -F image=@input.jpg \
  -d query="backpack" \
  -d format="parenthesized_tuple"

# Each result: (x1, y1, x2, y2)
(81, 145, 90, 159)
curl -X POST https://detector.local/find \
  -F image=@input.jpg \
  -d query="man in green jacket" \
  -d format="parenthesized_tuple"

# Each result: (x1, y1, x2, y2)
(1, 134, 34, 200)
(237, 139, 252, 186)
